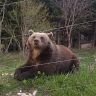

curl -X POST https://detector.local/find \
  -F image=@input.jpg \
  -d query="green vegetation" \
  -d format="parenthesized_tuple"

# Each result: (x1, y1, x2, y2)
(0, 49, 96, 96)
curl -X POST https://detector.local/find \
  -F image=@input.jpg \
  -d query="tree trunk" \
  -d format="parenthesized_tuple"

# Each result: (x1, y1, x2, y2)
(79, 32, 81, 49)
(22, 34, 26, 57)
(0, 1, 6, 56)
(93, 24, 96, 48)
(0, 23, 2, 55)
(0, 24, 1, 45)
(57, 31, 60, 44)
(21, 28, 28, 58)
(68, 34, 71, 49)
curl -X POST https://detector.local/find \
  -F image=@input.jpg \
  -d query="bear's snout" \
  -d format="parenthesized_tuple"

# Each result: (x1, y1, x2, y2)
(34, 39, 39, 45)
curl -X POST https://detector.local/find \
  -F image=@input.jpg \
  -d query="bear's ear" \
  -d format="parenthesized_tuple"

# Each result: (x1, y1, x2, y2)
(28, 29, 34, 36)
(47, 32, 53, 40)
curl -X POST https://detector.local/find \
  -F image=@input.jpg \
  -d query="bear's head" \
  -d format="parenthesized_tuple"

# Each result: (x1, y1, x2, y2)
(27, 30, 53, 50)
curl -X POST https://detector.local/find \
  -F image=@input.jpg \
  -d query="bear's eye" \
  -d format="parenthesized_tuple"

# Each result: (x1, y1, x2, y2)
(40, 37, 44, 40)
(33, 36, 35, 39)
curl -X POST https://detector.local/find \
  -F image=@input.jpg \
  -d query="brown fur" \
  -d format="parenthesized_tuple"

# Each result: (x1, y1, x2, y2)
(14, 31, 79, 81)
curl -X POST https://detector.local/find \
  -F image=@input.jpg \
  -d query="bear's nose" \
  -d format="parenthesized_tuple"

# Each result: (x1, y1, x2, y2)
(34, 39, 39, 45)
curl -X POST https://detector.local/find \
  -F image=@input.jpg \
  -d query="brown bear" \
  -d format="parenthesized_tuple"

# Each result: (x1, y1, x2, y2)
(14, 30, 79, 81)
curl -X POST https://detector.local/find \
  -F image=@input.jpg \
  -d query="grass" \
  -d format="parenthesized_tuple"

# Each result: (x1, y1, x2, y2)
(0, 49, 96, 96)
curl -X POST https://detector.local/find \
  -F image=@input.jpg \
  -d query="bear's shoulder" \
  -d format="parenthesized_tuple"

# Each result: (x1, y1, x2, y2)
(57, 45, 73, 53)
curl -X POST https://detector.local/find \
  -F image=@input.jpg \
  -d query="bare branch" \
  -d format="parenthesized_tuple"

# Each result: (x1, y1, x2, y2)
(55, 0, 94, 48)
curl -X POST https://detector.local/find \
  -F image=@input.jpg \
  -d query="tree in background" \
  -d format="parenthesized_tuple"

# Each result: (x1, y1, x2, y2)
(0, 0, 6, 55)
(3, 0, 50, 57)
(1, 0, 96, 53)
(40, 0, 62, 27)
(19, 0, 50, 56)
(55, 0, 94, 48)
